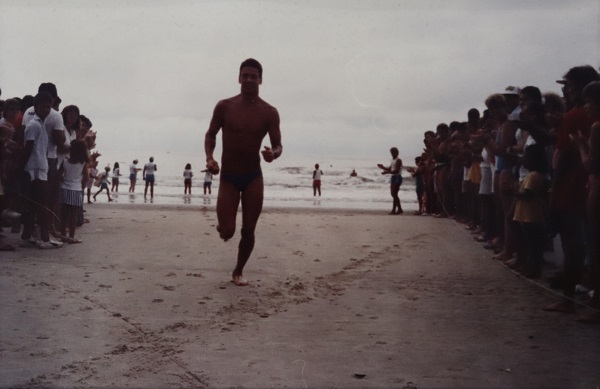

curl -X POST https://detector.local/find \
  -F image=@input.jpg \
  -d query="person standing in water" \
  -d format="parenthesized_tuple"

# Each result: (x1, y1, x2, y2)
(128, 159, 141, 193)
(143, 156, 157, 200)
(204, 58, 283, 286)
(312, 163, 323, 196)
(378, 147, 404, 214)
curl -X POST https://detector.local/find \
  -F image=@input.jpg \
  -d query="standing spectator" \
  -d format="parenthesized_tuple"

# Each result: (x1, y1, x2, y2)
(128, 159, 141, 193)
(545, 65, 600, 313)
(183, 163, 193, 195)
(312, 163, 323, 197)
(143, 157, 157, 201)
(58, 140, 88, 243)
(575, 81, 600, 322)
(201, 168, 213, 195)
(377, 147, 403, 215)
(111, 162, 121, 192)
(19, 92, 63, 249)
(23, 83, 66, 239)
(512, 144, 549, 279)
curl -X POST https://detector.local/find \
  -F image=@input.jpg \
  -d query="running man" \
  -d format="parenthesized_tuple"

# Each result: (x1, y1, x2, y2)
(204, 58, 283, 286)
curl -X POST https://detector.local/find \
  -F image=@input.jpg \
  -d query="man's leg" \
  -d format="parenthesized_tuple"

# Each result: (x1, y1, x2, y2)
(233, 176, 264, 285)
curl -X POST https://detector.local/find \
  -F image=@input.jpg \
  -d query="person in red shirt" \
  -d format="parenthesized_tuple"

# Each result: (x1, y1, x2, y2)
(545, 65, 600, 314)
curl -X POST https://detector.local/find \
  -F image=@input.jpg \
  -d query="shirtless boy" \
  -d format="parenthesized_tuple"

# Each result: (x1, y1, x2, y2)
(204, 58, 283, 286)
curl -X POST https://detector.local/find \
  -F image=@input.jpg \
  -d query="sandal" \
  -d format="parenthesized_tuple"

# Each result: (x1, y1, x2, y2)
(67, 237, 82, 244)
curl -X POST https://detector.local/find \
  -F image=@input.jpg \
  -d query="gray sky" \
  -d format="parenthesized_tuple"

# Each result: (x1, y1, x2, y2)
(1, 0, 599, 163)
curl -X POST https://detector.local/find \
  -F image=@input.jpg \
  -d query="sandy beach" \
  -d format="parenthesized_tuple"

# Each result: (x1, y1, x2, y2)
(1, 203, 598, 388)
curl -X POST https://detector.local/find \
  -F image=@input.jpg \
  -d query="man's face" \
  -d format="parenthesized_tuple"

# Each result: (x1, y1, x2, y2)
(584, 97, 600, 119)
(561, 80, 577, 105)
(34, 102, 52, 120)
(239, 67, 262, 94)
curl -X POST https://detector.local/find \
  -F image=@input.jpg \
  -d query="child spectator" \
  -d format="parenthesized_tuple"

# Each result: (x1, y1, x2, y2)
(93, 166, 113, 202)
(58, 140, 89, 243)
(512, 144, 549, 278)
(111, 162, 121, 192)
(183, 163, 193, 195)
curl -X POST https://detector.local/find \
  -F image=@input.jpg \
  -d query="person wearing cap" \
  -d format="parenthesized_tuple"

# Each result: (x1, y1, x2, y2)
(544, 65, 600, 314)
(22, 83, 66, 239)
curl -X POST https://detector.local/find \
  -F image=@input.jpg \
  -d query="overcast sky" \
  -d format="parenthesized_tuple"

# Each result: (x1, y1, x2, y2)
(1, 0, 599, 164)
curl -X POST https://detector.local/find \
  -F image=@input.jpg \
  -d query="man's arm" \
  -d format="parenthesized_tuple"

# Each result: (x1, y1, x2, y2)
(21, 140, 34, 171)
(261, 108, 282, 163)
(205, 102, 225, 173)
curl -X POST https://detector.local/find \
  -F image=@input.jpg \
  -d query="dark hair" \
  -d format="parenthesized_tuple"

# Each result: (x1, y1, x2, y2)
(69, 139, 89, 164)
(522, 101, 547, 125)
(38, 82, 58, 99)
(33, 92, 52, 107)
(61, 105, 81, 132)
(80, 115, 93, 129)
(583, 81, 600, 103)
(390, 147, 399, 154)
(543, 92, 566, 114)
(114, 162, 120, 171)
(240, 58, 263, 78)
(523, 143, 548, 174)
(20, 95, 34, 112)
(467, 108, 480, 123)
(449, 121, 462, 131)
(520, 86, 542, 104)
(185, 163, 191, 170)
(485, 94, 507, 109)
(562, 65, 600, 91)
(436, 123, 449, 135)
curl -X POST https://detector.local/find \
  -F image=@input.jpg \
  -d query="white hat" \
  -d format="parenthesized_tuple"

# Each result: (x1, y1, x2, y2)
(502, 85, 521, 95)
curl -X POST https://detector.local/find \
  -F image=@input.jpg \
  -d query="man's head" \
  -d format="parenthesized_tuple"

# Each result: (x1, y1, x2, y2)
(33, 92, 53, 120)
(390, 147, 399, 157)
(485, 93, 508, 122)
(149, 157, 154, 162)
(239, 58, 262, 78)
(239, 58, 263, 95)
(557, 65, 600, 106)
(583, 81, 600, 119)
(519, 85, 542, 108)
(79, 115, 92, 131)
(38, 82, 58, 98)
(3, 98, 20, 121)
(315, 163, 319, 169)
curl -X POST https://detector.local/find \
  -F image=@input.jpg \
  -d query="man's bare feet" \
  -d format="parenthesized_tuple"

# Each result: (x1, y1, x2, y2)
(231, 273, 249, 286)
(216, 225, 230, 242)
(544, 300, 576, 313)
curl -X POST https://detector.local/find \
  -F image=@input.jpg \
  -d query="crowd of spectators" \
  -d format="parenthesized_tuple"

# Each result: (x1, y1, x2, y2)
(0, 82, 100, 250)
(408, 64, 600, 322)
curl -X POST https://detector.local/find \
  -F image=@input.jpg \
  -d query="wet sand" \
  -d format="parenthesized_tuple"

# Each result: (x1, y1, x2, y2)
(0, 203, 598, 388)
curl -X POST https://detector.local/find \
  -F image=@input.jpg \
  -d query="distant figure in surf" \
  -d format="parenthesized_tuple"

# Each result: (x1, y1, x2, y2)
(312, 163, 323, 196)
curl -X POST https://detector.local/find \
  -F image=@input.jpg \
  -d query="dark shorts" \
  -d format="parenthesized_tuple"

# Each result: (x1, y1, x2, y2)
(391, 175, 403, 185)
(145, 174, 155, 184)
(221, 170, 262, 192)
(129, 174, 136, 181)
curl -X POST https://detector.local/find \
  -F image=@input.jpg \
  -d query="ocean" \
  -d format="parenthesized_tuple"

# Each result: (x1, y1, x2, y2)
(93, 152, 419, 212)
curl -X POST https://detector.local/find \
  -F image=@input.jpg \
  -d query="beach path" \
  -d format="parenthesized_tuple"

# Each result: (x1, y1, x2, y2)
(1, 204, 598, 388)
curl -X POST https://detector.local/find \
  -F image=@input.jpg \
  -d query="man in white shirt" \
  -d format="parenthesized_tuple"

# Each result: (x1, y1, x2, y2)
(20, 92, 63, 249)
(22, 83, 66, 236)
